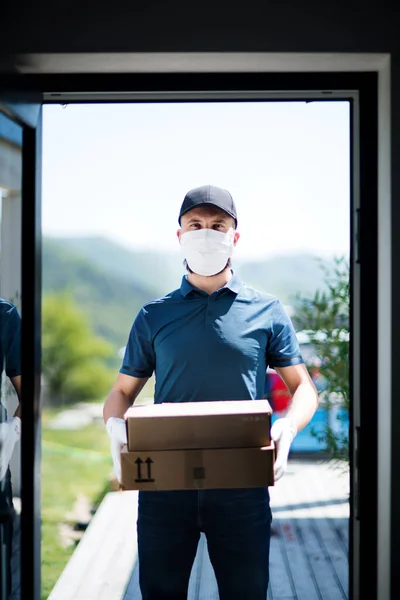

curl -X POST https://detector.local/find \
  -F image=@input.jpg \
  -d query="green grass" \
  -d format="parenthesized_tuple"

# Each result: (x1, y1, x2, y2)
(41, 382, 156, 599)
(41, 415, 114, 600)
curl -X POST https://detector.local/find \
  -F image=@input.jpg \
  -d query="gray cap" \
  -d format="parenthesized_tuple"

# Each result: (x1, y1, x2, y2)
(178, 185, 238, 227)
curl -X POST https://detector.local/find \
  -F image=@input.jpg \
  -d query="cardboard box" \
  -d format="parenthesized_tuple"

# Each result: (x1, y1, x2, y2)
(120, 444, 275, 491)
(124, 399, 272, 451)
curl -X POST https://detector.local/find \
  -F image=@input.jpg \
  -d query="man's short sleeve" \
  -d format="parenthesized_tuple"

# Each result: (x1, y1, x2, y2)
(267, 300, 304, 369)
(120, 308, 155, 378)
(4, 304, 21, 378)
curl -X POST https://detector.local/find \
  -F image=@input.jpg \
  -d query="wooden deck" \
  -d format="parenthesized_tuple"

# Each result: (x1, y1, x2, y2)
(47, 458, 350, 600)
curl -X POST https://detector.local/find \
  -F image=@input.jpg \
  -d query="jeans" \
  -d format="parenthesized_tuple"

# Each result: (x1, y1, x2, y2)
(137, 487, 272, 600)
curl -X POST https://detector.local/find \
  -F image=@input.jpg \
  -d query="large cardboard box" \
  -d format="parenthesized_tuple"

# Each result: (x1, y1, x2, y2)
(120, 444, 275, 491)
(124, 399, 272, 452)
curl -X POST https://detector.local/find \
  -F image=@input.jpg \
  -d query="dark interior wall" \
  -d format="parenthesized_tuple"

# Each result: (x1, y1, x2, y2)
(1, 0, 400, 593)
(0, 1, 399, 53)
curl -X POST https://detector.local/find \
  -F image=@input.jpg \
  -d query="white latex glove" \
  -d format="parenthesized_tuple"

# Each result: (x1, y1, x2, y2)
(0, 417, 21, 481)
(105, 417, 127, 483)
(270, 417, 297, 482)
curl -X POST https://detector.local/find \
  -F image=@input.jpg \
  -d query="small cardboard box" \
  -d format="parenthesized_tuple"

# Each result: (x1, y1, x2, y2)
(120, 443, 275, 491)
(124, 399, 272, 452)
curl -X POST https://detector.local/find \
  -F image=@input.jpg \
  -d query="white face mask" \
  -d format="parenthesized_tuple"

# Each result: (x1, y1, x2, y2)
(179, 228, 235, 276)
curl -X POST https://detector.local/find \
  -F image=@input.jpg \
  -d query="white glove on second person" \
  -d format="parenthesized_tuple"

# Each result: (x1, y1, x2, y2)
(0, 417, 21, 482)
(105, 417, 127, 483)
(270, 417, 297, 482)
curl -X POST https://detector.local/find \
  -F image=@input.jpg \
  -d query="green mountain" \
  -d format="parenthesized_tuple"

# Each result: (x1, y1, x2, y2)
(55, 236, 184, 298)
(43, 235, 341, 350)
(53, 236, 336, 304)
(42, 237, 159, 350)
(234, 254, 334, 303)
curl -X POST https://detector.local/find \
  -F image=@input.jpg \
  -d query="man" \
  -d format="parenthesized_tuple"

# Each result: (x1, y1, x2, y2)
(0, 298, 22, 599)
(104, 185, 319, 600)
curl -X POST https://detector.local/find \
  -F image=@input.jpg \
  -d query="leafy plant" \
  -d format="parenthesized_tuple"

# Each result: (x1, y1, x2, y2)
(42, 292, 116, 406)
(293, 256, 350, 461)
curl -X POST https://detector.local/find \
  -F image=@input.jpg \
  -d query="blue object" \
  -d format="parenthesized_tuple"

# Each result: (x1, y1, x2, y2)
(0, 113, 22, 147)
(121, 271, 303, 403)
(0, 299, 21, 379)
(178, 184, 238, 227)
(0, 298, 21, 422)
(138, 488, 271, 597)
(271, 407, 349, 453)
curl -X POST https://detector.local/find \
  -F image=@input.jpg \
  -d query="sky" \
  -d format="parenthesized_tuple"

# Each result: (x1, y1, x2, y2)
(42, 101, 350, 260)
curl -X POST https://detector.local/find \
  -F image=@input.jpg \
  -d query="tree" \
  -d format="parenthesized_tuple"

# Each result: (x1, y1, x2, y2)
(42, 292, 116, 406)
(293, 256, 350, 461)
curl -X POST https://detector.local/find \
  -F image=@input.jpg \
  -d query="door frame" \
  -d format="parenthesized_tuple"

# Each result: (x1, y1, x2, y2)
(0, 53, 391, 600)
(0, 96, 42, 600)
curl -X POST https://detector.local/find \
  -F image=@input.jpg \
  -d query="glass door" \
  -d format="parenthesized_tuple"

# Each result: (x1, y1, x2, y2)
(0, 96, 42, 600)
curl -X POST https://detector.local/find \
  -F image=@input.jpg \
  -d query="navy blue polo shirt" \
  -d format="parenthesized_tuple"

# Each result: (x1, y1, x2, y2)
(0, 299, 21, 421)
(121, 272, 303, 404)
(0, 299, 21, 380)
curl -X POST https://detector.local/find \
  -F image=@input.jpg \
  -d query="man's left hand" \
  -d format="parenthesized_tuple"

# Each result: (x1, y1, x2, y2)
(0, 417, 21, 481)
(270, 417, 297, 482)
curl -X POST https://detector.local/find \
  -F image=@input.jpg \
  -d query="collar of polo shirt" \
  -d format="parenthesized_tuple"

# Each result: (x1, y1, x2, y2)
(180, 270, 242, 298)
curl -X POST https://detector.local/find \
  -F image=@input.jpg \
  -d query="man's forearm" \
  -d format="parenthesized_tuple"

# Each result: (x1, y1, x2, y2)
(103, 390, 133, 423)
(103, 375, 149, 423)
(284, 382, 319, 433)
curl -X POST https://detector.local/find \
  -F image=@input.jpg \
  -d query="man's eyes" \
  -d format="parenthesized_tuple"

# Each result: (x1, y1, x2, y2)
(189, 223, 225, 229)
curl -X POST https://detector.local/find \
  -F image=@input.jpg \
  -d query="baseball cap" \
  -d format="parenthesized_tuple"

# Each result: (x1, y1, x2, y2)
(178, 185, 238, 228)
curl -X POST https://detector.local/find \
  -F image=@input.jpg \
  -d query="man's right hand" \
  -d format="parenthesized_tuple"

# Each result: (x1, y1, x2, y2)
(105, 417, 127, 483)
(0, 417, 21, 481)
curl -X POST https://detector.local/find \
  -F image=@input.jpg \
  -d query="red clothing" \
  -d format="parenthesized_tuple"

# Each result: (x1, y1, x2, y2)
(268, 371, 291, 412)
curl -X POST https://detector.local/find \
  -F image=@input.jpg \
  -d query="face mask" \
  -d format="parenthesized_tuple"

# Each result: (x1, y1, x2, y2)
(179, 228, 235, 276)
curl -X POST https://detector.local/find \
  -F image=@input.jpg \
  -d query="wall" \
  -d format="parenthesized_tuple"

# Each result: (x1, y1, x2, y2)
(0, 2, 398, 54)
(0, 0, 399, 596)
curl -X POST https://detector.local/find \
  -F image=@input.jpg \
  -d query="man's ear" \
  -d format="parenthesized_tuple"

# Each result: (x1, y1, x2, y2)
(233, 232, 240, 245)
(177, 229, 182, 242)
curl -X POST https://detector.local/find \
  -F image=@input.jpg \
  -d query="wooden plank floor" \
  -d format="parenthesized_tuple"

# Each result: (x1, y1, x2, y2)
(47, 458, 350, 600)
(47, 492, 139, 600)
(125, 458, 349, 600)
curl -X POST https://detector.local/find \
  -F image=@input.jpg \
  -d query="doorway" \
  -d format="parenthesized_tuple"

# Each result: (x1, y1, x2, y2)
(0, 66, 382, 600)
(41, 98, 351, 600)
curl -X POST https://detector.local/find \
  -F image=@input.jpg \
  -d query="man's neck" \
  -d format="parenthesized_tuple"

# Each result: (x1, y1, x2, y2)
(187, 268, 232, 295)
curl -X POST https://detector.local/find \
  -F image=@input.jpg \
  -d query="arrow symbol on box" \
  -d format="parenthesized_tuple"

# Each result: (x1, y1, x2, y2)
(135, 457, 155, 483)
(145, 457, 153, 479)
(135, 457, 143, 480)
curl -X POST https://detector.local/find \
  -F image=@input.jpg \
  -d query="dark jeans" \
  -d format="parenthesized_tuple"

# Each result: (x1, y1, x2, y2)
(0, 469, 14, 600)
(137, 487, 272, 600)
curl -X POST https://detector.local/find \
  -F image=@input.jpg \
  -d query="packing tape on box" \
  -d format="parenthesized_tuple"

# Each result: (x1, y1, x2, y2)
(185, 449, 205, 489)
